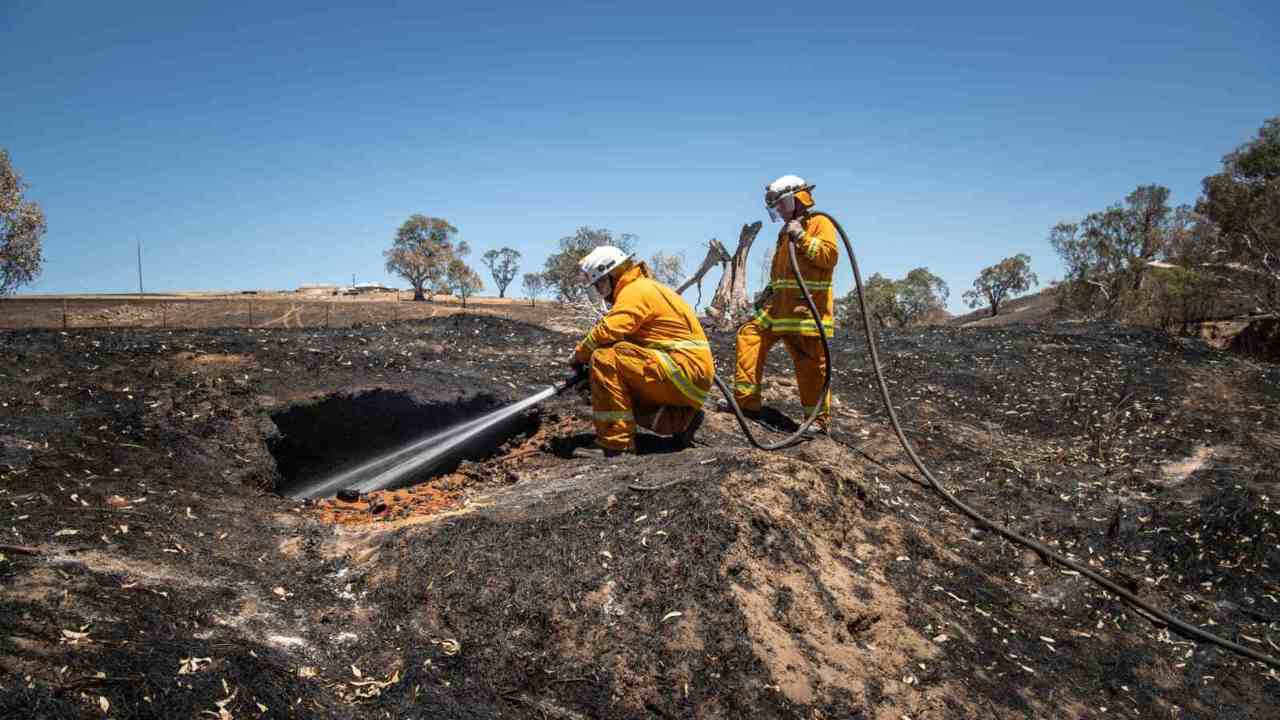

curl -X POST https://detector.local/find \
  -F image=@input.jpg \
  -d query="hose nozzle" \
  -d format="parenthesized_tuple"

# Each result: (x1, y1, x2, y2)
(553, 364, 589, 394)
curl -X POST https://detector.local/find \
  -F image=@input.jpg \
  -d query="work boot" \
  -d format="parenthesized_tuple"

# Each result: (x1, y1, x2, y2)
(674, 409, 705, 449)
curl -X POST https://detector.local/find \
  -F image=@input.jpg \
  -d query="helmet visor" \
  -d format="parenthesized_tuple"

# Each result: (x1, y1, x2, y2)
(767, 194, 796, 222)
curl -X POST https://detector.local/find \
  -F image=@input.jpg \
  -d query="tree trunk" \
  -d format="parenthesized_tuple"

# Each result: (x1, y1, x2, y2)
(413, 286, 425, 301)
(707, 221, 763, 328)
(676, 239, 731, 308)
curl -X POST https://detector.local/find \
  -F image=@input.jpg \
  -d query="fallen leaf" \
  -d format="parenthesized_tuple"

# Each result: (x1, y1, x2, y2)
(54, 528, 79, 537)
(98, 696, 109, 713)
(661, 611, 683, 623)
(60, 629, 91, 644)
(178, 656, 212, 675)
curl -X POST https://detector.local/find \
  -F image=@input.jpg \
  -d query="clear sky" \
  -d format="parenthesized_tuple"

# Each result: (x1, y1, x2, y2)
(3, 1, 1276, 310)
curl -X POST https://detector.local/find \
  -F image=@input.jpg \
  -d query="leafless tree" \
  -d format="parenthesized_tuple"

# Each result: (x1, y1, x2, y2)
(708, 221, 764, 327)
(649, 251, 685, 287)
(675, 239, 730, 308)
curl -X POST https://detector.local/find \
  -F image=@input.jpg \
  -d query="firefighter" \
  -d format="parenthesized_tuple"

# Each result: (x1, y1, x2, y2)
(570, 246, 712, 456)
(730, 175, 838, 436)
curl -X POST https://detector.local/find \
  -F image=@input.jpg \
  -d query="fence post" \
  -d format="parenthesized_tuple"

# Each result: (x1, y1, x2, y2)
(325, 302, 331, 328)
(62, 298, 68, 330)
(162, 304, 167, 329)
(248, 301, 253, 327)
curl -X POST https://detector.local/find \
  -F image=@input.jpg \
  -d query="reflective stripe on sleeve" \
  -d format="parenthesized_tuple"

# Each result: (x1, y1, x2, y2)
(805, 235, 822, 260)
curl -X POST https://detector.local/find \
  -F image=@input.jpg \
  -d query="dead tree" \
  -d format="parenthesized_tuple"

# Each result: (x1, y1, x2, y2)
(676, 239, 731, 309)
(707, 222, 763, 328)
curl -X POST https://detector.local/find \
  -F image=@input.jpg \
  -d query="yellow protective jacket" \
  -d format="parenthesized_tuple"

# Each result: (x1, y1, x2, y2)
(573, 263, 714, 406)
(755, 213, 839, 336)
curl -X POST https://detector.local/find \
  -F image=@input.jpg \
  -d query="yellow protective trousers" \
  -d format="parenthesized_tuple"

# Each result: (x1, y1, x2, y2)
(733, 319, 831, 426)
(590, 341, 707, 451)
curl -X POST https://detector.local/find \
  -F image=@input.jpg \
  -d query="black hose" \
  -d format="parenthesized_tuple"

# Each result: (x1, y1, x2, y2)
(682, 208, 1280, 670)
(815, 210, 1280, 672)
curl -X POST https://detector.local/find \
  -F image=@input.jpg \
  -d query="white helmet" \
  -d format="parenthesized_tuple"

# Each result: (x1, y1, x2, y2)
(579, 246, 634, 285)
(765, 174, 816, 222)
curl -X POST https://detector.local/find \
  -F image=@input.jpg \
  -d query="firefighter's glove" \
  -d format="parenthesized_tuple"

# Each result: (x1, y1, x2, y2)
(784, 219, 805, 244)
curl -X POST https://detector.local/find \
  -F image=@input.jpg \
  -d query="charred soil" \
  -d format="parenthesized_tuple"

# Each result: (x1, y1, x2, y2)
(1, 314, 1277, 718)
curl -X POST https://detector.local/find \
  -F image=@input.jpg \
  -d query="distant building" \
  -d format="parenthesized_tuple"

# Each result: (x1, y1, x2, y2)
(296, 284, 339, 296)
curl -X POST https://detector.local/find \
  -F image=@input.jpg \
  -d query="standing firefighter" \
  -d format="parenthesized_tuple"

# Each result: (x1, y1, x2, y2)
(571, 247, 712, 456)
(731, 175, 838, 436)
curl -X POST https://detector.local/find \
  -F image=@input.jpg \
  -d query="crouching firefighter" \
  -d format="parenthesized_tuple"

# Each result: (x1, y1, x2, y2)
(571, 246, 712, 457)
(730, 174, 838, 437)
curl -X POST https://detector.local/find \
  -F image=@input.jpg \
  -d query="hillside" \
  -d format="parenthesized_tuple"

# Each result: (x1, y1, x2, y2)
(947, 286, 1065, 327)
(1, 314, 1277, 718)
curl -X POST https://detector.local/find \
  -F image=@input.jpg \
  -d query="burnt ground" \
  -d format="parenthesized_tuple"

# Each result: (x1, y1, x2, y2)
(0, 313, 1277, 718)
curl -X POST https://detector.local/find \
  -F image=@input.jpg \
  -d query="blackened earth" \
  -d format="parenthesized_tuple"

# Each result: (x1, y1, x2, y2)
(0, 313, 1277, 718)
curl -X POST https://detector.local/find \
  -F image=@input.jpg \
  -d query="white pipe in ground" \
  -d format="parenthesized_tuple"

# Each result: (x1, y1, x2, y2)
(291, 384, 559, 499)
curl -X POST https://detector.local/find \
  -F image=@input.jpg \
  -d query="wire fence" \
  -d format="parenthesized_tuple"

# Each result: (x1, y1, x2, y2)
(0, 294, 541, 331)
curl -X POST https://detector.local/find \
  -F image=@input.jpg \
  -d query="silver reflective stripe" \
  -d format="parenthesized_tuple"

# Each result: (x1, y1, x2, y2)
(593, 410, 634, 422)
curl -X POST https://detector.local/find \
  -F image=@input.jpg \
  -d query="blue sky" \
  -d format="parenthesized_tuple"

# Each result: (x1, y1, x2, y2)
(2, 1, 1276, 310)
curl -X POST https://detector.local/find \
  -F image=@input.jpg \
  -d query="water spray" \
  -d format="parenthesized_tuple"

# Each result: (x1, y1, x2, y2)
(291, 366, 587, 500)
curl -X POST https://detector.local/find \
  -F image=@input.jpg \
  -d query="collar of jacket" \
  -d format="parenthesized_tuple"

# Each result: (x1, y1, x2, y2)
(611, 261, 650, 295)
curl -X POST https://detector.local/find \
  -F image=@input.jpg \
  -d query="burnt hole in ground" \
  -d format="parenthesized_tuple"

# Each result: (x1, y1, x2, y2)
(267, 389, 540, 498)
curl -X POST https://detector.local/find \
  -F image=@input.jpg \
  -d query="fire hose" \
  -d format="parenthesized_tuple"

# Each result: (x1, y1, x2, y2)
(652, 210, 1280, 671)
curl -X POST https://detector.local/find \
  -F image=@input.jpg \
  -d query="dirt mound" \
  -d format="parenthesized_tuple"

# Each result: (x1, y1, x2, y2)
(1, 314, 1277, 718)
(947, 286, 1066, 327)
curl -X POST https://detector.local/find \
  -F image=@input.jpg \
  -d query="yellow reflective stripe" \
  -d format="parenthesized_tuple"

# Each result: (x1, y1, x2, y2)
(582, 333, 598, 351)
(805, 235, 822, 260)
(651, 349, 709, 406)
(769, 279, 832, 290)
(754, 310, 835, 333)
(593, 410, 634, 422)
(734, 381, 761, 394)
(643, 339, 711, 350)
